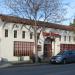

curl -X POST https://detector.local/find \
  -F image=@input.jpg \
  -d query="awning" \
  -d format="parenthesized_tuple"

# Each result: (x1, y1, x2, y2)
(43, 32, 60, 37)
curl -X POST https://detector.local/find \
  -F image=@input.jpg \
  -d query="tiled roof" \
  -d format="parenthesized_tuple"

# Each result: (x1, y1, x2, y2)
(0, 14, 75, 31)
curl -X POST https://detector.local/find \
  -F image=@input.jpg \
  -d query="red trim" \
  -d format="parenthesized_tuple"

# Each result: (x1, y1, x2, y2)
(43, 32, 60, 37)
(60, 44, 75, 51)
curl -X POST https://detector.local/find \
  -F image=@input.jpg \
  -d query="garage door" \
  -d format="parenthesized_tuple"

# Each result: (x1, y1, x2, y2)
(14, 41, 34, 56)
(60, 44, 75, 51)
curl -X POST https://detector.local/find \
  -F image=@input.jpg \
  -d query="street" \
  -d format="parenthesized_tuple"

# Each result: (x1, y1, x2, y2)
(0, 63, 75, 75)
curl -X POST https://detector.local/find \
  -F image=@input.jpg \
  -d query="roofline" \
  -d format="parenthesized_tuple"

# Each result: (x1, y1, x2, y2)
(0, 14, 75, 31)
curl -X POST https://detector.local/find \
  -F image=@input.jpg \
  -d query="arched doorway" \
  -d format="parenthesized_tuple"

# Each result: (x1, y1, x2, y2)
(43, 37, 54, 58)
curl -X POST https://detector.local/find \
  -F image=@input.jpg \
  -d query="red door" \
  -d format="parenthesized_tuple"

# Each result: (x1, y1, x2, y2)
(44, 44, 52, 57)
(14, 41, 34, 56)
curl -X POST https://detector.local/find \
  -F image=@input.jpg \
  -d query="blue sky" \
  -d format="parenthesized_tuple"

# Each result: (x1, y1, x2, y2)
(0, 0, 75, 25)
(63, 0, 75, 25)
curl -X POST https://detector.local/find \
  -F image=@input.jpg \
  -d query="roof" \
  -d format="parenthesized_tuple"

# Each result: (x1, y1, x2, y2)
(0, 14, 75, 31)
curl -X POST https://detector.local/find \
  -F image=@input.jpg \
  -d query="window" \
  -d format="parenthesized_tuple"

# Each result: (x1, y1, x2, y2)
(69, 36, 71, 42)
(59, 36, 61, 41)
(30, 32, 33, 39)
(22, 31, 25, 38)
(14, 30, 17, 38)
(64, 36, 66, 41)
(37, 45, 41, 51)
(73, 36, 75, 41)
(5, 29, 8, 37)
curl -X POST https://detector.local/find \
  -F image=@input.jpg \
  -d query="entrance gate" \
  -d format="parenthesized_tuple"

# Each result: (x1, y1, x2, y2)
(44, 44, 52, 57)
(43, 37, 52, 58)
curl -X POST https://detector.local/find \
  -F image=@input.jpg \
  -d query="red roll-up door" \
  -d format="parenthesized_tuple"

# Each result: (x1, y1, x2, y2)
(14, 41, 34, 56)
(60, 44, 75, 51)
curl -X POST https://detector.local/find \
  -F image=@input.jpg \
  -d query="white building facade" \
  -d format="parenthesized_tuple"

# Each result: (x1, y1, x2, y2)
(0, 14, 75, 61)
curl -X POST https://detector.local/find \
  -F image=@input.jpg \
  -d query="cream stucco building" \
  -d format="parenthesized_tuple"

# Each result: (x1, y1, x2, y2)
(0, 14, 75, 62)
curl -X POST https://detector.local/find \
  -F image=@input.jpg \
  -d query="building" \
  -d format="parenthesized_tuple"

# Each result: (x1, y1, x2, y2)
(0, 14, 75, 61)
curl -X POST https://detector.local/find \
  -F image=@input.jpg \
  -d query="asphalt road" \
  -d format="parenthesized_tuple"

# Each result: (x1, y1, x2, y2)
(0, 63, 75, 75)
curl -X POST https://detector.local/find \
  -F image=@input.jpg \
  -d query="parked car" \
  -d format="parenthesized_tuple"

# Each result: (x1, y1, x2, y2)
(50, 50, 75, 64)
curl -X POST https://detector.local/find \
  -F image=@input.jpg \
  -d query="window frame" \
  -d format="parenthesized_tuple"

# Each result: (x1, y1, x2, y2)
(5, 29, 8, 37)
(14, 30, 17, 38)
(69, 36, 71, 42)
(30, 32, 33, 39)
(64, 36, 66, 41)
(22, 31, 25, 39)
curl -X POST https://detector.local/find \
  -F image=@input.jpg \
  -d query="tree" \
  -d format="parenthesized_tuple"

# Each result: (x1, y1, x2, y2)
(4, 0, 66, 63)
(5, 0, 66, 23)
(70, 19, 75, 26)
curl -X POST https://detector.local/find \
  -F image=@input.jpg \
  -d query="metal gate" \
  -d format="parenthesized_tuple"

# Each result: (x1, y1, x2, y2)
(43, 44, 52, 57)
(14, 41, 34, 56)
(60, 44, 75, 51)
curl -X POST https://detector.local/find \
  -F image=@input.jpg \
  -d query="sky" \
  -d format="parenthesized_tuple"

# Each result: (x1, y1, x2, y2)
(63, 0, 75, 25)
(0, 0, 75, 25)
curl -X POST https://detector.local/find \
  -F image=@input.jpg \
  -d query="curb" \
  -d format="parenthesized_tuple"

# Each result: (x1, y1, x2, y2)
(5, 63, 49, 68)
(0, 61, 49, 68)
(0, 63, 12, 68)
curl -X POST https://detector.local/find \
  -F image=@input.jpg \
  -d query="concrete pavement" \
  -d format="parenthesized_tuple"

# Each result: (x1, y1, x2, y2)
(0, 62, 12, 68)
(0, 61, 48, 68)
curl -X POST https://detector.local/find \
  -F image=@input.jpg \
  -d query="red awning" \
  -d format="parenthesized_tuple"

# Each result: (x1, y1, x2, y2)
(43, 32, 60, 37)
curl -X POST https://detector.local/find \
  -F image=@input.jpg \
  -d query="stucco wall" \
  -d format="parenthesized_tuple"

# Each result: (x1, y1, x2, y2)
(0, 19, 75, 61)
(0, 22, 35, 61)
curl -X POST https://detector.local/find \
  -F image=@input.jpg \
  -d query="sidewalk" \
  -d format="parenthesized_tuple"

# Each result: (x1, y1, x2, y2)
(0, 61, 49, 68)
(0, 62, 12, 68)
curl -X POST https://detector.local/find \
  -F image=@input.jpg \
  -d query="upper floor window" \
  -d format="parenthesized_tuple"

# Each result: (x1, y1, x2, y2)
(5, 29, 8, 37)
(69, 36, 71, 42)
(14, 30, 17, 38)
(30, 32, 33, 39)
(73, 36, 75, 41)
(22, 31, 25, 38)
(59, 36, 61, 41)
(64, 36, 66, 41)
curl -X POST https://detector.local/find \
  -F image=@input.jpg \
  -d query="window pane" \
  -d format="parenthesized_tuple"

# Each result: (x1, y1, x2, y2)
(30, 32, 33, 39)
(73, 36, 75, 41)
(14, 30, 17, 38)
(5, 29, 8, 37)
(64, 36, 66, 41)
(59, 36, 61, 41)
(22, 31, 25, 38)
(69, 36, 71, 42)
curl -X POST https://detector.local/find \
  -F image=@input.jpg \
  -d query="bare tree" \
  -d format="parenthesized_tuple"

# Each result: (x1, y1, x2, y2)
(5, 0, 65, 22)
(4, 0, 66, 63)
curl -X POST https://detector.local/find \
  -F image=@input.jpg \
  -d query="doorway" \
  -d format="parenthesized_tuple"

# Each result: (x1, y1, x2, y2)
(43, 37, 52, 58)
